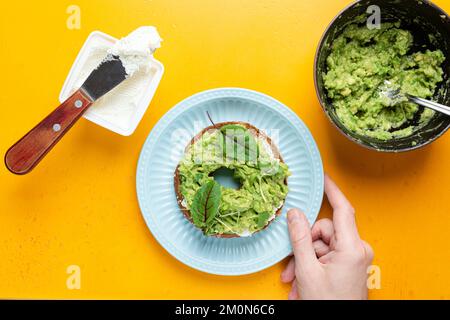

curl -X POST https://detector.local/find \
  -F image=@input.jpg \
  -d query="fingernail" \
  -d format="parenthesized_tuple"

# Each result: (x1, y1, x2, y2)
(287, 210, 300, 223)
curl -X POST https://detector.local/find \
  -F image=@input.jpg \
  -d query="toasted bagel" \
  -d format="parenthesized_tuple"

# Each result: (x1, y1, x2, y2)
(174, 121, 288, 238)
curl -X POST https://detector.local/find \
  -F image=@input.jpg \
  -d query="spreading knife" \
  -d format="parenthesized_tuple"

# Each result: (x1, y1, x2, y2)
(5, 55, 130, 175)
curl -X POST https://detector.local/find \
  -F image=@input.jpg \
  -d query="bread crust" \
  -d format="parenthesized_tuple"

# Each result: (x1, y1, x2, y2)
(174, 121, 287, 238)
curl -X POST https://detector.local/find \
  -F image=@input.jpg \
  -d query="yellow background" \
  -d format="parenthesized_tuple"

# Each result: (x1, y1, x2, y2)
(1, 0, 450, 299)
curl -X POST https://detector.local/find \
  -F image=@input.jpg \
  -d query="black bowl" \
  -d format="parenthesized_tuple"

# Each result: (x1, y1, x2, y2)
(314, 0, 450, 152)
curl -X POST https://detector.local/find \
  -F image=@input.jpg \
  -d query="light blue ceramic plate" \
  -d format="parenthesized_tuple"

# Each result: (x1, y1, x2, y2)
(136, 88, 324, 275)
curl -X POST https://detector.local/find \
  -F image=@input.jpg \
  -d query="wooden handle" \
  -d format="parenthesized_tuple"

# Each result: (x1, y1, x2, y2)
(5, 90, 93, 175)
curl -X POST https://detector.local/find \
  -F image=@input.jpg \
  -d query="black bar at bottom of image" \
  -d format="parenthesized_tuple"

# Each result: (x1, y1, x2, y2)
(0, 300, 447, 318)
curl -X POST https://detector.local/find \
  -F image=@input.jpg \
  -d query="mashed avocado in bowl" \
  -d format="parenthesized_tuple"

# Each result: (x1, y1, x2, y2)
(323, 21, 445, 141)
(175, 123, 290, 237)
(314, 0, 450, 152)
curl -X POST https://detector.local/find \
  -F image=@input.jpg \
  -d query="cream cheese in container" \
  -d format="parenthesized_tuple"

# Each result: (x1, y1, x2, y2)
(59, 27, 164, 136)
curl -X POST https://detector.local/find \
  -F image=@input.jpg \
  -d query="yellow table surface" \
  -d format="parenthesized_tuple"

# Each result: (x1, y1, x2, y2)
(1, 0, 450, 300)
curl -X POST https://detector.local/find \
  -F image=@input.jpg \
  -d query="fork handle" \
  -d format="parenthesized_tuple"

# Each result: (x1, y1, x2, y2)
(408, 96, 450, 116)
(4, 90, 93, 175)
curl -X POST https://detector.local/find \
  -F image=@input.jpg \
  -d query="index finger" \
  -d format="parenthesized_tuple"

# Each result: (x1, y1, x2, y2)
(324, 174, 360, 245)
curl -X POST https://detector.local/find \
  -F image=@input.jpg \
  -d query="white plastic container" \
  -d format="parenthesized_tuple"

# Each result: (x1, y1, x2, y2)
(59, 31, 164, 136)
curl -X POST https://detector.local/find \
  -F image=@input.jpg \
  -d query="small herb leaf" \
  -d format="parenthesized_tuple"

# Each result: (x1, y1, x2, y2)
(257, 212, 271, 229)
(191, 180, 221, 228)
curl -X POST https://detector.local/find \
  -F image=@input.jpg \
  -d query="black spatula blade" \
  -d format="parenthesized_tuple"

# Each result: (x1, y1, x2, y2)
(80, 54, 128, 101)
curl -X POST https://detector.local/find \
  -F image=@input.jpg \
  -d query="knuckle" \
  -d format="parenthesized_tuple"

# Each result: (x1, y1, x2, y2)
(312, 218, 326, 230)
(292, 230, 309, 246)
(336, 205, 355, 216)
(312, 218, 331, 235)
(347, 205, 356, 215)
(349, 244, 367, 265)
(363, 241, 375, 262)
(289, 219, 310, 246)
(350, 241, 374, 265)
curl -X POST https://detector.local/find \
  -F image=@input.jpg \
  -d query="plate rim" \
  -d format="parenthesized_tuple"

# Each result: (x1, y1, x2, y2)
(136, 87, 324, 275)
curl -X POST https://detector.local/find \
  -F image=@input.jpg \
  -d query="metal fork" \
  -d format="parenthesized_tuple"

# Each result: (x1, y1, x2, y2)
(384, 88, 450, 116)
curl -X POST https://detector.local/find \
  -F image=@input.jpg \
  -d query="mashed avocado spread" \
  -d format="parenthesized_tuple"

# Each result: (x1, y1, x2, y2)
(178, 124, 290, 236)
(324, 22, 445, 140)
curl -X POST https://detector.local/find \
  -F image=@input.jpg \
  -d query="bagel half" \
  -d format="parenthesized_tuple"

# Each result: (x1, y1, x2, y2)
(174, 121, 288, 238)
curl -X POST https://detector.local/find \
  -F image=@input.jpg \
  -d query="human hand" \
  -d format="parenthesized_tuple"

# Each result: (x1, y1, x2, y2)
(281, 174, 374, 300)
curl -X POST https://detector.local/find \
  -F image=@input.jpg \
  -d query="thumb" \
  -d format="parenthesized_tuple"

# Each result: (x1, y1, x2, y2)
(287, 209, 318, 274)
